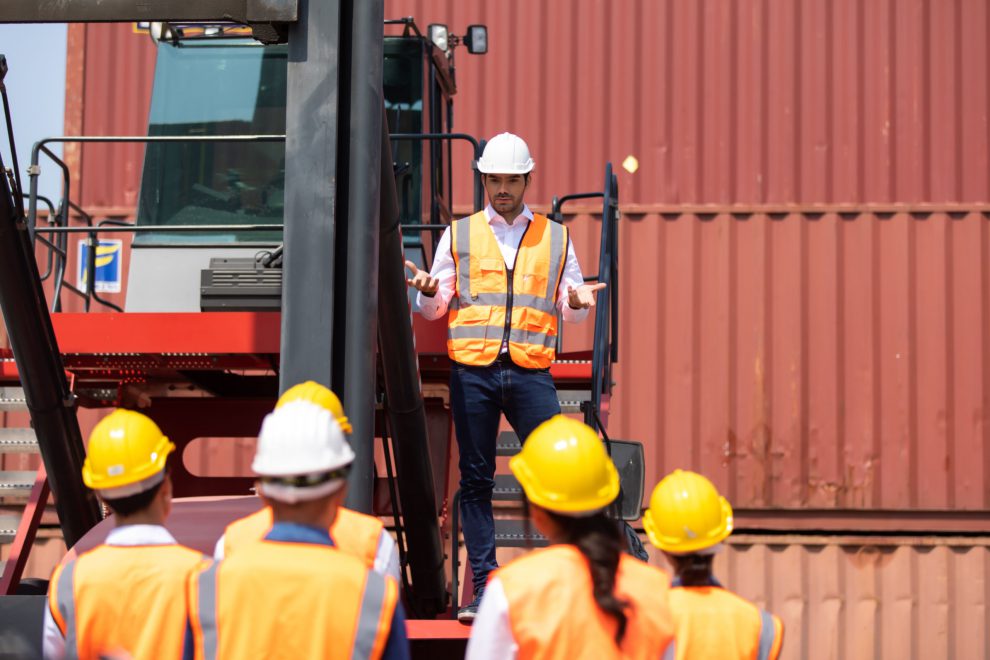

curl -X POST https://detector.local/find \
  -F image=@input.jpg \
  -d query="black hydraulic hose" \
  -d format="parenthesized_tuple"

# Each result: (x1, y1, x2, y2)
(377, 109, 447, 617)
(0, 131, 101, 547)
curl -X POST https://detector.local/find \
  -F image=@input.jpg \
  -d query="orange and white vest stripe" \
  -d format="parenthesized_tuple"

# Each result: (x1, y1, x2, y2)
(448, 211, 568, 369)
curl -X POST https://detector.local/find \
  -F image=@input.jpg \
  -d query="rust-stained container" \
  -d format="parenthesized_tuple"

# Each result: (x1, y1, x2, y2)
(562, 210, 990, 513)
(65, 22, 156, 216)
(20, 4, 990, 514)
(65, 1, 990, 210)
(700, 535, 990, 660)
(386, 0, 990, 207)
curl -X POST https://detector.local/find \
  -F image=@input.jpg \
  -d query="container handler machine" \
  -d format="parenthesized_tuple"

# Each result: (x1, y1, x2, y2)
(0, 2, 631, 654)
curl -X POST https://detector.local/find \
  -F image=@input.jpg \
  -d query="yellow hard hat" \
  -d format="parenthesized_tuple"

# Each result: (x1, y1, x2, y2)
(509, 415, 619, 515)
(276, 381, 352, 434)
(642, 469, 734, 554)
(82, 409, 175, 499)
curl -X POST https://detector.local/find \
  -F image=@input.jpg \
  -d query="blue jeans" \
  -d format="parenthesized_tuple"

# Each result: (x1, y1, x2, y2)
(450, 357, 561, 594)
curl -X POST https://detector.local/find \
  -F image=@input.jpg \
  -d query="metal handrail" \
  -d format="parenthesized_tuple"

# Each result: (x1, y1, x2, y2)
(388, 132, 485, 228)
(551, 163, 620, 438)
(33, 195, 59, 281)
(26, 134, 287, 312)
(27, 132, 477, 311)
(40, 224, 283, 234)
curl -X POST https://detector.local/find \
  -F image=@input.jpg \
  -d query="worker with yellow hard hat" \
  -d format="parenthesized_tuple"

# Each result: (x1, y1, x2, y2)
(466, 416, 676, 659)
(185, 400, 407, 659)
(642, 470, 784, 660)
(43, 409, 205, 660)
(213, 381, 400, 582)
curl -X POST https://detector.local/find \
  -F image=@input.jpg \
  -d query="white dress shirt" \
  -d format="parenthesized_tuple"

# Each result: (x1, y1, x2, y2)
(416, 204, 590, 326)
(465, 577, 517, 660)
(42, 525, 180, 660)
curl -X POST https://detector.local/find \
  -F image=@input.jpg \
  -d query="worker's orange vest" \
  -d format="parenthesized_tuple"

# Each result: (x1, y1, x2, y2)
(448, 211, 569, 369)
(668, 586, 784, 660)
(496, 545, 676, 659)
(222, 505, 383, 568)
(48, 543, 206, 660)
(187, 540, 397, 660)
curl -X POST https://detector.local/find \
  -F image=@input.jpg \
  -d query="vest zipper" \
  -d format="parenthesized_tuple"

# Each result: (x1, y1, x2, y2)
(502, 268, 514, 347)
(500, 219, 534, 351)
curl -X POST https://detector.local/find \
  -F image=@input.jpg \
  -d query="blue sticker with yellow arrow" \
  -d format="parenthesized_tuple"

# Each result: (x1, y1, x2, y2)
(77, 239, 123, 293)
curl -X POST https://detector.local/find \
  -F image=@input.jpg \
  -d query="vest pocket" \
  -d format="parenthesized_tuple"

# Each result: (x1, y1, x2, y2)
(516, 259, 549, 297)
(476, 257, 505, 292)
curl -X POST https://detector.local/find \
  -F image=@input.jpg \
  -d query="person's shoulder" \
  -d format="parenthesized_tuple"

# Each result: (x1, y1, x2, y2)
(497, 545, 581, 581)
(676, 584, 765, 617)
(619, 554, 672, 588)
(336, 506, 385, 530)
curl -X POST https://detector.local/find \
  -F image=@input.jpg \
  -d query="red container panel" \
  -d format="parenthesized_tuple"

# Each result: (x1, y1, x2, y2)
(562, 210, 990, 510)
(385, 0, 990, 206)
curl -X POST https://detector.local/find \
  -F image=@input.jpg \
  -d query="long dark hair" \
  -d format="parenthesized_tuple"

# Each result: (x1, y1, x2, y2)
(668, 552, 715, 586)
(545, 510, 631, 644)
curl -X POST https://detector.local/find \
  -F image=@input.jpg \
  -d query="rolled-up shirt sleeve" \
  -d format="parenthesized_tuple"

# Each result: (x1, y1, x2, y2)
(556, 238, 590, 323)
(414, 227, 457, 320)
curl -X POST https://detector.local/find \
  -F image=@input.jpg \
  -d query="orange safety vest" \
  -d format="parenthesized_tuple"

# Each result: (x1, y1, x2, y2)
(448, 211, 569, 369)
(222, 505, 383, 567)
(668, 586, 784, 660)
(496, 545, 677, 660)
(187, 540, 398, 660)
(48, 543, 206, 660)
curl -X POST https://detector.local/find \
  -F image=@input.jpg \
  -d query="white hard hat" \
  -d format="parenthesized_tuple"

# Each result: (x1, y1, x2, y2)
(252, 401, 355, 503)
(477, 132, 535, 174)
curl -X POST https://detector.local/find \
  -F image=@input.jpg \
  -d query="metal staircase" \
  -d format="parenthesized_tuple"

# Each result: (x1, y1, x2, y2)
(0, 386, 52, 595)
(0, 66, 102, 596)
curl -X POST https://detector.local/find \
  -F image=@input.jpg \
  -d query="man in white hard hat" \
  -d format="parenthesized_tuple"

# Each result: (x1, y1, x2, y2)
(185, 401, 409, 659)
(406, 132, 603, 622)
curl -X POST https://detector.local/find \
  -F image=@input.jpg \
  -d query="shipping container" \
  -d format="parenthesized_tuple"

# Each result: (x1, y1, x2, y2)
(6, 4, 990, 515)
(561, 209, 990, 514)
(57, 0, 990, 215)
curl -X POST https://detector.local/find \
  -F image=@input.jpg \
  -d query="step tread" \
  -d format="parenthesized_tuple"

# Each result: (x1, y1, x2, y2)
(0, 471, 37, 492)
(493, 474, 524, 501)
(0, 428, 39, 453)
(493, 519, 548, 548)
(0, 514, 20, 537)
(495, 431, 522, 457)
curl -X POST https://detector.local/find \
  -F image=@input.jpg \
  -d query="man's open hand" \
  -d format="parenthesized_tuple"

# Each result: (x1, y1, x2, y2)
(567, 282, 607, 309)
(405, 260, 439, 296)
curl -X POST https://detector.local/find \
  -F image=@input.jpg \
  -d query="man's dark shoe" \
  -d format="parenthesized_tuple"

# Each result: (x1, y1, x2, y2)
(457, 588, 485, 624)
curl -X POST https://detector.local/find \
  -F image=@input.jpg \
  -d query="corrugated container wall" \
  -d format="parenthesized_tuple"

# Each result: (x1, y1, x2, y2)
(59, 2, 990, 511)
(389, 0, 990, 206)
(71, 0, 990, 212)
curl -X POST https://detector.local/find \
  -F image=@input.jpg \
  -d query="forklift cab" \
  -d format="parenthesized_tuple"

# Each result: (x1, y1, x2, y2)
(124, 21, 475, 312)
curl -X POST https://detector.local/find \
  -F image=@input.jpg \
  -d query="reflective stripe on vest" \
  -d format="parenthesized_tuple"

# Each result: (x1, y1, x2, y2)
(195, 556, 391, 660)
(353, 571, 388, 660)
(448, 211, 568, 369)
(196, 562, 220, 660)
(56, 559, 78, 660)
(757, 609, 777, 660)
